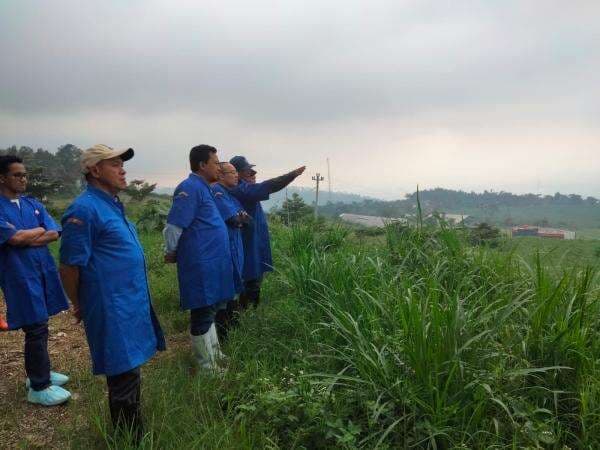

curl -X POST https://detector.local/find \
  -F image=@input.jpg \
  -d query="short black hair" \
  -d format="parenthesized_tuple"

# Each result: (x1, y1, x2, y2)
(189, 145, 217, 172)
(0, 155, 23, 175)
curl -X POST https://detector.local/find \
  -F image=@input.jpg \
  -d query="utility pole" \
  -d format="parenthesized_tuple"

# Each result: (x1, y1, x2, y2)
(312, 173, 324, 219)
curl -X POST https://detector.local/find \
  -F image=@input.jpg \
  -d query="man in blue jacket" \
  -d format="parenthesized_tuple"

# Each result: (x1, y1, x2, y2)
(212, 162, 251, 340)
(164, 145, 234, 371)
(229, 156, 305, 310)
(0, 155, 71, 406)
(60, 145, 165, 439)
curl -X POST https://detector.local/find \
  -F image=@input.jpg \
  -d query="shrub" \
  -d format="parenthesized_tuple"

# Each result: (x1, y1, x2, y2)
(136, 200, 169, 232)
(468, 222, 502, 247)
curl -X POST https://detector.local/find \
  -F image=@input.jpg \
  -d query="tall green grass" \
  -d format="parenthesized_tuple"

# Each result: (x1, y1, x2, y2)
(66, 222, 599, 449)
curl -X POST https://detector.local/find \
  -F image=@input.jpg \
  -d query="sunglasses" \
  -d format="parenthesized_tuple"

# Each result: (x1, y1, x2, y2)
(8, 172, 28, 179)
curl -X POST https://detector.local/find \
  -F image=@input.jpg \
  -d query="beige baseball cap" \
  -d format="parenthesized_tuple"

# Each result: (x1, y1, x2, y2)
(81, 144, 134, 174)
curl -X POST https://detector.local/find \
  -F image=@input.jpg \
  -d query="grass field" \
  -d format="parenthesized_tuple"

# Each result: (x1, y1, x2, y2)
(504, 236, 600, 270)
(576, 229, 600, 240)
(455, 205, 600, 231)
(36, 219, 596, 449)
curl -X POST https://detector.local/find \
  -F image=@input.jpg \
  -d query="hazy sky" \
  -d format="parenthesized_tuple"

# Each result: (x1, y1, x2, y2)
(1, 1, 598, 199)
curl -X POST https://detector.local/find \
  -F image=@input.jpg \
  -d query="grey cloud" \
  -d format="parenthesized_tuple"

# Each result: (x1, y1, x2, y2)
(1, 0, 599, 125)
(1, 0, 599, 198)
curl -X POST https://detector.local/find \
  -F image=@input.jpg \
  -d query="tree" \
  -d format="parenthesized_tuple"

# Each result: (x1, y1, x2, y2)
(274, 193, 313, 225)
(18, 146, 35, 162)
(26, 167, 64, 201)
(585, 196, 598, 206)
(54, 144, 83, 192)
(124, 179, 157, 202)
(469, 223, 501, 247)
(568, 194, 583, 205)
(533, 218, 550, 227)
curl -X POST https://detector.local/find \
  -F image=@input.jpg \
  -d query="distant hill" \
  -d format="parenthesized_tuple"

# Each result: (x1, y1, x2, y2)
(156, 185, 600, 232)
(155, 186, 373, 209)
(262, 187, 372, 211)
(320, 188, 600, 231)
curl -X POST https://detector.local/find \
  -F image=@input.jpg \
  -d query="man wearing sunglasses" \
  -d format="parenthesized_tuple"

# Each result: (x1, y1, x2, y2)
(211, 162, 251, 340)
(0, 155, 71, 406)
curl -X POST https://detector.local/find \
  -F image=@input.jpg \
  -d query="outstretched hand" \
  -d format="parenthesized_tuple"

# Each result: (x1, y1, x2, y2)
(293, 166, 306, 177)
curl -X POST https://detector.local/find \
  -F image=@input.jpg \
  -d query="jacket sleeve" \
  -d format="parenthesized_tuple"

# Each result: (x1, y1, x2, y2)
(36, 201, 61, 233)
(167, 185, 199, 229)
(59, 203, 95, 266)
(230, 181, 272, 203)
(263, 170, 299, 194)
(0, 214, 17, 245)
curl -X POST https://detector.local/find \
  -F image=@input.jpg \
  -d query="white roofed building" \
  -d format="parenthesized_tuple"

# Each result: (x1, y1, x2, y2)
(339, 213, 407, 228)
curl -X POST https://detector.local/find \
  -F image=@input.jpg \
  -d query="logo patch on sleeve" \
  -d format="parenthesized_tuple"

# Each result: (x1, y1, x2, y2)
(67, 217, 84, 226)
(177, 191, 189, 198)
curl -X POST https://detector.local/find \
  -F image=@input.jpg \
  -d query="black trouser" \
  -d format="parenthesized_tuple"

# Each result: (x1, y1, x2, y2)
(239, 278, 262, 310)
(106, 367, 142, 440)
(22, 321, 51, 391)
(215, 300, 237, 342)
(189, 304, 219, 336)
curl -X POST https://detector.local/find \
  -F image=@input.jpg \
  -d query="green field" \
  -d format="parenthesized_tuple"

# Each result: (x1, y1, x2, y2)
(576, 229, 600, 240)
(504, 236, 600, 270)
(43, 219, 598, 449)
(459, 205, 600, 231)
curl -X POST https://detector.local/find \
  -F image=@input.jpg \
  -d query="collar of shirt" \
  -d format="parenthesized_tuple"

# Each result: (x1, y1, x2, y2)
(86, 185, 124, 212)
(190, 172, 211, 188)
(215, 182, 233, 193)
(0, 194, 23, 207)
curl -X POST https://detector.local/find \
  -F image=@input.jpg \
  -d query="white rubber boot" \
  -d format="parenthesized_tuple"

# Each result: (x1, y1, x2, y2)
(191, 331, 224, 374)
(207, 323, 228, 364)
(191, 333, 212, 370)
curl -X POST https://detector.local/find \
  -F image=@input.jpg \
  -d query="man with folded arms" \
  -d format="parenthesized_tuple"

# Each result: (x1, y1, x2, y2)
(229, 156, 305, 310)
(59, 145, 165, 440)
(0, 155, 71, 406)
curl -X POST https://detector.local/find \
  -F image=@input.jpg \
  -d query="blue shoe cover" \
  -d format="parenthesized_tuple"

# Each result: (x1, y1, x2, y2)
(27, 385, 71, 406)
(26, 371, 69, 389)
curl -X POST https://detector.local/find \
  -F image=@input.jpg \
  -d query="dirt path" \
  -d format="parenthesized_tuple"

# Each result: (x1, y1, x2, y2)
(1, 301, 189, 449)
(0, 302, 89, 448)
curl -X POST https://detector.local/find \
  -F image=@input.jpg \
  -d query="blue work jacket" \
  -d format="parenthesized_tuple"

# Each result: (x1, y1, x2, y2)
(230, 180, 273, 281)
(212, 183, 245, 295)
(59, 186, 165, 376)
(0, 195, 69, 330)
(167, 174, 235, 309)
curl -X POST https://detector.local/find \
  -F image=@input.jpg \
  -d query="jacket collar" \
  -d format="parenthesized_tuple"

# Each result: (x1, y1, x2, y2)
(189, 172, 211, 187)
(86, 185, 123, 211)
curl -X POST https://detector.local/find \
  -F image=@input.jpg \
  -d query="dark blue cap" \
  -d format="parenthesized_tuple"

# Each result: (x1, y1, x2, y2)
(230, 155, 255, 172)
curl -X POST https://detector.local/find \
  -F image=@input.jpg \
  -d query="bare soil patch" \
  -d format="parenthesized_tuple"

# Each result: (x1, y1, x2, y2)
(1, 301, 190, 449)
(0, 303, 89, 449)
